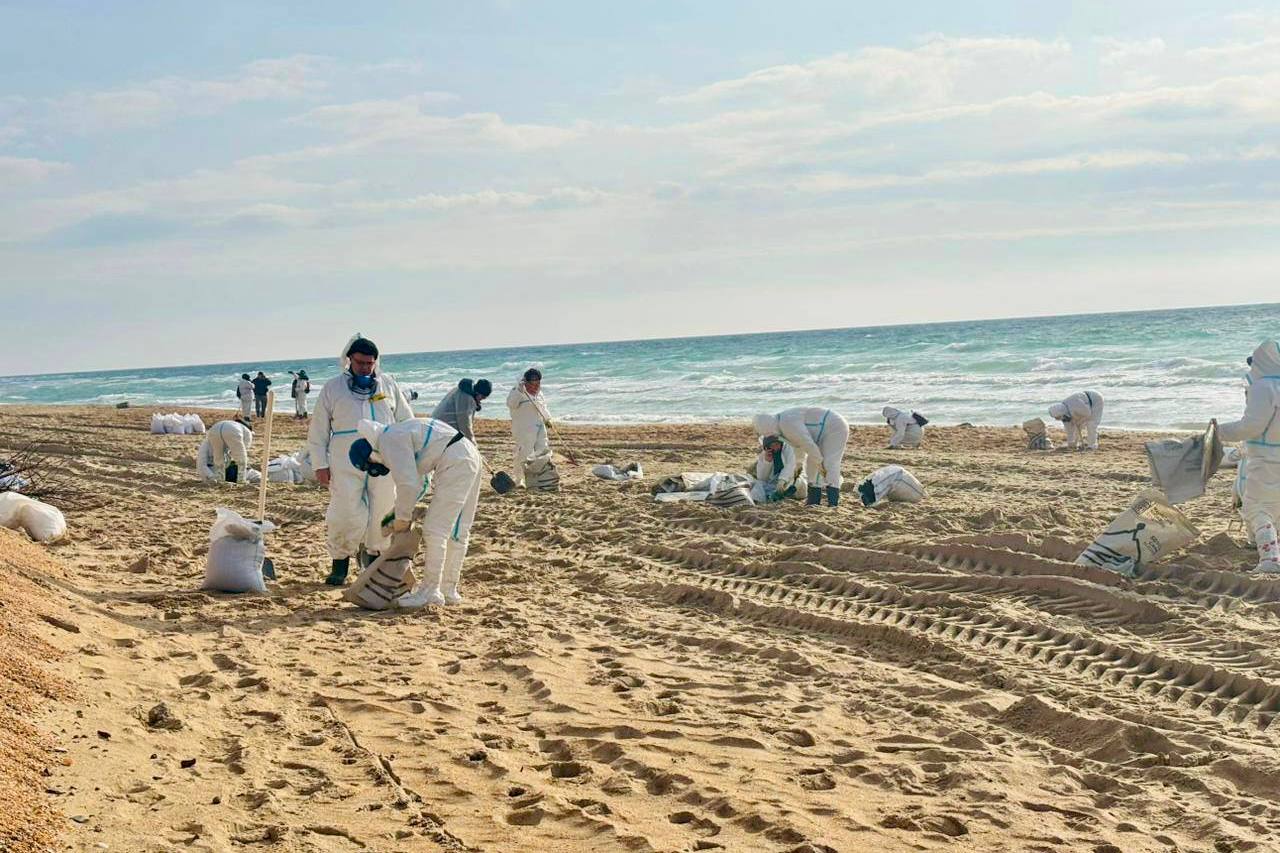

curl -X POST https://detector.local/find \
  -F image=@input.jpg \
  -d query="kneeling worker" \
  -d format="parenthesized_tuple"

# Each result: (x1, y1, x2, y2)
(204, 418, 253, 483)
(347, 417, 483, 607)
(755, 434, 807, 501)
(882, 406, 926, 449)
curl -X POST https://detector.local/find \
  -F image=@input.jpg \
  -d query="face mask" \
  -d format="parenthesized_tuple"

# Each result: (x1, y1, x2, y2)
(352, 373, 376, 389)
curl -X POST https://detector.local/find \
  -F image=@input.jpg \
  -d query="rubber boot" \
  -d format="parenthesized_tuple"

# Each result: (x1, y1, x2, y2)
(806, 488, 822, 506)
(1254, 522, 1280, 573)
(826, 486, 840, 507)
(360, 549, 379, 569)
(396, 564, 445, 609)
(324, 557, 350, 586)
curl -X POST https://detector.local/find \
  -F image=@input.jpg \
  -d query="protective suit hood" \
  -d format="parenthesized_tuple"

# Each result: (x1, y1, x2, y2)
(1048, 402, 1068, 420)
(1249, 341, 1280, 382)
(356, 418, 384, 451)
(339, 332, 379, 373)
(753, 413, 779, 437)
(882, 406, 901, 421)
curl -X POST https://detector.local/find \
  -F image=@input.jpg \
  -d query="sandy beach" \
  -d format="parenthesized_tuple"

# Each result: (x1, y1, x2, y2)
(4, 403, 1280, 852)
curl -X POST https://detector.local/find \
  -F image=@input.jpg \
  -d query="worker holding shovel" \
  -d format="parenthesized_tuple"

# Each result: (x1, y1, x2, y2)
(506, 367, 577, 487)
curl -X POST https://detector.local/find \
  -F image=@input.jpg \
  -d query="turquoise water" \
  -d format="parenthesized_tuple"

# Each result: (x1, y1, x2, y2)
(3, 304, 1276, 429)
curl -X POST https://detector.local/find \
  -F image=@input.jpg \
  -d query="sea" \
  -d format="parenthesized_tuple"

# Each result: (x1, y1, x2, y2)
(3, 304, 1276, 430)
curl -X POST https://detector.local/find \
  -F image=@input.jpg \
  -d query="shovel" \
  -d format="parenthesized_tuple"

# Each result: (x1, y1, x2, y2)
(255, 390, 277, 580)
(519, 384, 579, 466)
(481, 454, 516, 495)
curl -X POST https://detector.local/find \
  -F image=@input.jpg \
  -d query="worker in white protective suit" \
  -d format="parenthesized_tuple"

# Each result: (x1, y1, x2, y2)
(236, 374, 254, 421)
(1049, 391, 1104, 451)
(752, 407, 850, 506)
(348, 417, 483, 607)
(506, 367, 552, 488)
(754, 434, 807, 501)
(308, 335, 414, 586)
(882, 406, 925, 449)
(291, 370, 311, 420)
(205, 419, 253, 483)
(1215, 341, 1280, 573)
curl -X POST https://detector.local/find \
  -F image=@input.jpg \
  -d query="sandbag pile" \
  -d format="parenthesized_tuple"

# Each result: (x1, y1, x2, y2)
(0, 493, 67, 543)
(202, 508, 273, 593)
(857, 465, 926, 507)
(1076, 489, 1199, 578)
(151, 412, 206, 435)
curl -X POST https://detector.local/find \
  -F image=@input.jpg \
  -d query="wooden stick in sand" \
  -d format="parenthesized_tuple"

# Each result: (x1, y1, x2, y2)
(256, 390, 275, 523)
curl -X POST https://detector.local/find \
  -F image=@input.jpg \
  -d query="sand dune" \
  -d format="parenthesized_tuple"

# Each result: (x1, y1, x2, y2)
(4, 404, 1280, 852)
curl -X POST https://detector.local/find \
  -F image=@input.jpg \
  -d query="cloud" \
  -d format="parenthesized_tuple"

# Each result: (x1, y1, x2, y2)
(0, 155, 69, 185)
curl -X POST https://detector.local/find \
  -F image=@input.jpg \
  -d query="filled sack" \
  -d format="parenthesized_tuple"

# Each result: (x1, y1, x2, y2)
(150, 413, 166, 434)
(524, 452, 560, 492)
(202, 507, 274, 593)
(1221, 445, 1242, 469)
(343, 531, 419, 610)
(1144, 422, 1222, 504)
(0, 493, 67, 543)
(857, 465, 926, 507)
(706, 481, 755, 509)
(1023, 418, 1053, 451)
(185, 414, 206, 434)
(1075, 489, 1199, 578)
(592, 462, 643, 481)
(652, 472, 718, 495)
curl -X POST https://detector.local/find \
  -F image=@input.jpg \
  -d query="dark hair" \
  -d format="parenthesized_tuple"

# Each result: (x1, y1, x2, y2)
(241, 373, 250, 380)
(458, 378, 474, 395)
(522, 367, 542, 383)
(474, 379, 492, 397)
(347, 337, 379, 359)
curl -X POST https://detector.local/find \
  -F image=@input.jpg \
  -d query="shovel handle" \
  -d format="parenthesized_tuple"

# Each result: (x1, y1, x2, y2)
(256, 390, 275, 523)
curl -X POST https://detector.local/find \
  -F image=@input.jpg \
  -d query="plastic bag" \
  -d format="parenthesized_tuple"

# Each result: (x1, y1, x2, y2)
(202, 508, 274, 593)
(591, 463, 642, 481)
(0, 493, 67, 542)
(150, 413, 166, 434)
(1144, 422, 1221, 504)
(343, 531, 418, 610)
(1076, 489, 1199, 577)
(857, 465, 926, 507)
(1023, 418, 1053, 451)
(186, 414, 206, 434)
(706, 481, 755, 509)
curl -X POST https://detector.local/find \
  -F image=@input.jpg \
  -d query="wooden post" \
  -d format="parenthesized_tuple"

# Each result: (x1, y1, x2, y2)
(256, 390, 275, 523)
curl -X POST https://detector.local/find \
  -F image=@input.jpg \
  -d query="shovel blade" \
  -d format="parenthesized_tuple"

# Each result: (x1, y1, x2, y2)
(491, 471, 516, 494)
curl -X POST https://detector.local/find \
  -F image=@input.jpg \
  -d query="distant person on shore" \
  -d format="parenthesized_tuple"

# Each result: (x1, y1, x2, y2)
(754, 434, 806, 501)
(291, 370, 311, 420)
(347, 416, 483, 608)
(1049, 391, 1104, 451)
(205, 418, 253, 483)
(1214, 342, 1280, 574)
(882, 406, 926, 449)
(308, 334, 414, 586)
(507, 367, 552, 488)
(252, 371, 272, 418)
(752, 407, 849, 507)
(431, 378, 492, 441)
(236, 374, 254, 421)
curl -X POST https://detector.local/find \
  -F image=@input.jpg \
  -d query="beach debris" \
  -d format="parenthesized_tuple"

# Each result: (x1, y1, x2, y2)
(0, 442, 91, 508)
(180, 758, 197, 769)
(115, 402, 129, 409)
(857, 466, 926, 507)
(127, 554, 150, 573)
(1076, 489, 1199, 578)
(39, 613, 80, 633)
(591, 462, 643, 481)
(146, 703, 183, 731)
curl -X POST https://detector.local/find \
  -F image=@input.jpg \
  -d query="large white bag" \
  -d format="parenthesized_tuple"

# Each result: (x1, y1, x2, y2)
(1076, 489, 1199, 578)
(524, 452, 560, 492)
(0, 493, 67, 543)
(202, 508, 274, 593)
(150, 413, 166, 434)
(1144, 422, 1221, 504)
(185, 414, 206, 434)
(857, 465, 926, 507)
(343, 531, 418, 610)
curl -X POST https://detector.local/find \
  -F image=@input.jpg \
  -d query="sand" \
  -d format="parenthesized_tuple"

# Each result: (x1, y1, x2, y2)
(3, 404, 1280, 852)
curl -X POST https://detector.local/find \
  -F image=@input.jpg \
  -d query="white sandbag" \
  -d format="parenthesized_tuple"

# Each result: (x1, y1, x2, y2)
(0, 493, 67, 543)
(291, 448, 317, 482)
(343, 531, 418, 610)
(0, 472, 30, 491)
(857, 465, 926, 507)
(1144, 422, 1221, 504)
(202, 507, 274, 593)
(1075, 489, 1199, 578)
(186, 414, 206, 434)
(1023, 417, 1053, 451)
(706, 481, 755, 509)
(653, 472, 719, 495)
(162, 413, 187, 435)
(1221, 446, 1242, 469)
(524, 452, 560, 492)
(150, 413, 166, 434)
(267, 455, 304, 484)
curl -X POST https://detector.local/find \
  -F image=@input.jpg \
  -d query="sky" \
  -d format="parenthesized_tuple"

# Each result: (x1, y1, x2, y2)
(1, 1, 1278, 374)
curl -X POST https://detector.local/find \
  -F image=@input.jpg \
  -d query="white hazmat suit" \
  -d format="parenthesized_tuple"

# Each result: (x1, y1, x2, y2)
(308, 339, 414, 562)
(753, 407, 849, 505)
(754, 442, 807, 501)
(1049, 391, 1104, 450)
(1217, 342, 1280, 573)
(507, 376, 551, 487)
(882, 407, 923, 449)
(293, 375, 310, 418)
(205, 420, 252, 483)
(355, 418, 483, 607)
(237, 378, 254, 420)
